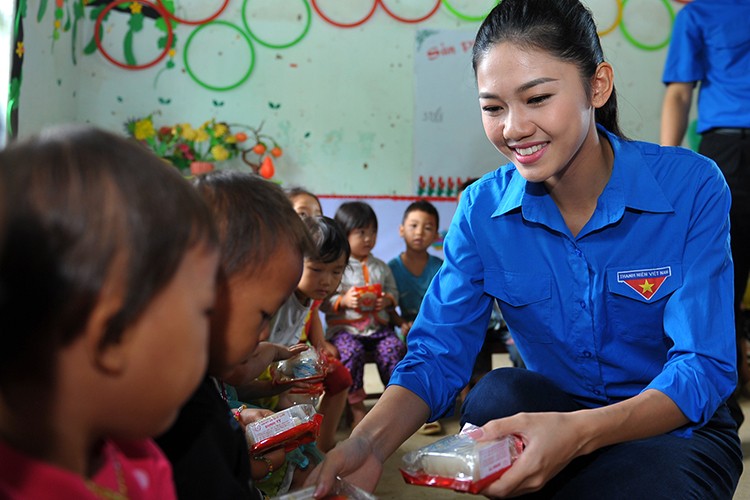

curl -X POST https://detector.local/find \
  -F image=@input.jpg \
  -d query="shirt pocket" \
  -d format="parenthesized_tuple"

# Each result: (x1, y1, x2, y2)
(606, 263, 683, 342)
(485, 268, 552, 344)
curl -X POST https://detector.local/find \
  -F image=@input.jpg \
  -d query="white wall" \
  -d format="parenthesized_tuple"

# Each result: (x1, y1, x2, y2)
(16, 0, 691, 195)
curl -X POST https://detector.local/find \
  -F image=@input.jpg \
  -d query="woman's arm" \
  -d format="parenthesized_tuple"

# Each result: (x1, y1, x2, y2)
(476, 389, 687, 497)
(305, 385, 430, 496)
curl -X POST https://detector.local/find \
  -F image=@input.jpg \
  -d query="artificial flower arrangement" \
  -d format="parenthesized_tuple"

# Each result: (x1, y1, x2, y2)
(125, 114, 283, 178)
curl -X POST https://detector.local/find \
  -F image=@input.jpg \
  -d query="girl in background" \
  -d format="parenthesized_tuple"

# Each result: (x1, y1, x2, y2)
(0, 125, 218, 499)
(286, 186, 323, 218)
(321, 201, 405, 428)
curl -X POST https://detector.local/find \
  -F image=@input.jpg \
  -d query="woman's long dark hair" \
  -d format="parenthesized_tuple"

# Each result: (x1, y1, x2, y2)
(472, 0, 624, 138)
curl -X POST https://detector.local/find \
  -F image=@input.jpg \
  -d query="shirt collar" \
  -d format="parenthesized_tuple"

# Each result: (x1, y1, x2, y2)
(492, 126, 674, 223)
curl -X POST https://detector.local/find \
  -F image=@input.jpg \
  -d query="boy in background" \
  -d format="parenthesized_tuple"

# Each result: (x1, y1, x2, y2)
(388, 200, 444, 434)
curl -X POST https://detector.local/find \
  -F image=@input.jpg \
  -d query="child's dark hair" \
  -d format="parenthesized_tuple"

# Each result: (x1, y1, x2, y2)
(303, 216, 351, 264)
(472, 0, 624, 138)
(285, 186, 321, 207)
(403, 200, 439, 228)
(0, 124, 217, 391)
(334, 201, 378, 235)
(193, 171, 312, 277)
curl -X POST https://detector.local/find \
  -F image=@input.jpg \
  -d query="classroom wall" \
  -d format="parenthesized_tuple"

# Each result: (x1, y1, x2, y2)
(15, 0, 692, 197)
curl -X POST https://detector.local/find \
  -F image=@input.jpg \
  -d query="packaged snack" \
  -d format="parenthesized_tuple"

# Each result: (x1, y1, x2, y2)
(400, 424, 523, 494)
(272, 348, 327, 384)
(246, 404, 323, 454)
(286, 382, 325, 407)
(271, 476, 377, 499)
(353, 284, 382, 313)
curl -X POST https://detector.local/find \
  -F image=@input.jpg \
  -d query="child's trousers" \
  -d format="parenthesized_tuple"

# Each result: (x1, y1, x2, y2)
(461, 368, 743, 499)
(331, 327, 405, 404)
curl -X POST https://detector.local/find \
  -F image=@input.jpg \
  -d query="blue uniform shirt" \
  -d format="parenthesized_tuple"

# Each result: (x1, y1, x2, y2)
(390, 127, 736, 434)
(662, 0, 750, 132)
(388, 254, 443, 322)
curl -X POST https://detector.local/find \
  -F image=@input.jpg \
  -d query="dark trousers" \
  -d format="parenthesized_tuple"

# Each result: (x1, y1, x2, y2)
(701, 130, 750, 427)
(461, 368, 743, 499)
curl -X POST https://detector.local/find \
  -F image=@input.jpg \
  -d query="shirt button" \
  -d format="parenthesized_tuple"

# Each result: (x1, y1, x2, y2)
(580, 300, 586, 309)
(594, 389, 602, 396)
(583, 351, 592, 358)
(575, 248, 583, 257)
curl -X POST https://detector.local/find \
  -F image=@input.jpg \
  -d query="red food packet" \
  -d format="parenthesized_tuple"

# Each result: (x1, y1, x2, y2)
(245, 404, 323, 454)
(353, 283, 382, 312)
(400, 424, 524, 494)
(271, 348, 328, 385)
(271, 476, 377, 499)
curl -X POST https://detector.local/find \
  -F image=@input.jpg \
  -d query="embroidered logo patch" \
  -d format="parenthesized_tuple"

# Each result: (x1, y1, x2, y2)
(616, 267, 672, 301)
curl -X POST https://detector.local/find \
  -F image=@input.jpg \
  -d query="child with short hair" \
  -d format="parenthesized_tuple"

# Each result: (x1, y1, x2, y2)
(266, 215, 353, 452)
(388, 200, 444, 435)
(286, 186, 323, 218)
(322, 201, 405, 427)
(388, 200, 443, 334)
(156, 171, 312, 500)
(0, 125, 218, 499)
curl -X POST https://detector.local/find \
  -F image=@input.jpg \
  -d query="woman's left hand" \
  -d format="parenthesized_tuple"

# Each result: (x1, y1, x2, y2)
(469, 411, 586, 498)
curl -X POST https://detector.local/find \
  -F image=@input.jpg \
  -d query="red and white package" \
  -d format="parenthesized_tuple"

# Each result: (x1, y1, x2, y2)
(271, 476, 377, 499)
(400, 424, 524, 494)
(271, 349, 328, 385)
(353, 283, 382, 313)
(245, 404, 323, 454)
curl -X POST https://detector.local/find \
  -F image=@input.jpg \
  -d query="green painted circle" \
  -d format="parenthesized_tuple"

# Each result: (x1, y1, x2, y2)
(441, 0, 498, 22)
(242, 0, 312, 49)
(183, 21, 256, 91)
(619, 0, 674, 51)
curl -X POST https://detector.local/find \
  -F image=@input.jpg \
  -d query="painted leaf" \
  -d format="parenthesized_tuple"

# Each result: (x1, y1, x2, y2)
(124, 30, 136, 66)
(37, 0, 48, 22)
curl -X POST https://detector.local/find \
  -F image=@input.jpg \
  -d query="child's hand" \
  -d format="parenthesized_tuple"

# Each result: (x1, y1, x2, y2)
(237, 407, 274, 426)
(275, 343, 309, 361)
(401, 321, 413, 336)
(341, 287, 360, 310)
(374, 294, 392, 312)
(321, 341, 340, 359)
(250, 448, 286, 481)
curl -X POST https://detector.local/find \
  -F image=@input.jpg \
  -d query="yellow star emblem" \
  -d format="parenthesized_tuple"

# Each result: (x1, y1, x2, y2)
(640, 280, 654, 294)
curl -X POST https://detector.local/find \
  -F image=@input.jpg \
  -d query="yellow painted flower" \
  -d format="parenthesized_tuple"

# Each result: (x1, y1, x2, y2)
(134, 118, 156, 141)
(211, 145, 230, 162)
(180, 124, 197, 141)
(54, 19, 61, 29)
(214, 123, 228, 138)
(15, 42, 23, 58)
(195, 128, 210, 143)
(130, 2, 143, 14)
(225, 135, 237, 144)
(169, 48, 176, 58)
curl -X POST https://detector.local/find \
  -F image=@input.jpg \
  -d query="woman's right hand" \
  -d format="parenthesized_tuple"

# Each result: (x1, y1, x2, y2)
(303, 435, 384, 497)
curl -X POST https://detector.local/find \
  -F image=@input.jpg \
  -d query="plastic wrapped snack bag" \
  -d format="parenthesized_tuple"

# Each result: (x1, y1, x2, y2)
(400, 423, 524, 494)
(352, 283, 382, 313)
(271, 476, 377, 499)
(272, 348, 327, 384)
(246, 404, 323, 454)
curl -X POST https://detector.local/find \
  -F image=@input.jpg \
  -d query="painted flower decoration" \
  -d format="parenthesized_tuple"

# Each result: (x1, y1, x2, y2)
(125, 115, 250, 171)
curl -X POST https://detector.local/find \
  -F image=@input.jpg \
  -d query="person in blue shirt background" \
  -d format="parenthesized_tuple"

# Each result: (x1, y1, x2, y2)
(307, 0, 742, 498)
(661, 0, 750, 429)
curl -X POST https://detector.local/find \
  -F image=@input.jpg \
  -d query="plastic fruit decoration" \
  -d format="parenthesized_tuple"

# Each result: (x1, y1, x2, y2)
(259, 156, 275, 179)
